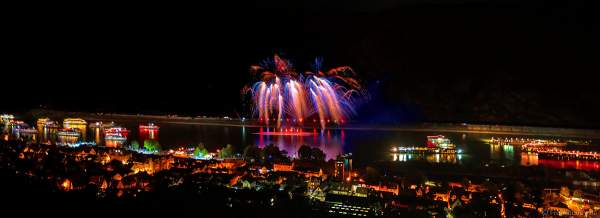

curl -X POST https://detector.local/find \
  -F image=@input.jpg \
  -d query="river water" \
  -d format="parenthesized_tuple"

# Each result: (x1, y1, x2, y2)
(5, 119, 600, 171)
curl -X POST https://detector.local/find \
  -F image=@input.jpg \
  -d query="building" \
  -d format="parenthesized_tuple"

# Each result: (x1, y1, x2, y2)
(335, 160, 345, 180)
(316, 182, 379, 216)
(131, 156, 175, 175)
(273, 163, 293, 172)
(361, 183, 400, 195)
(335, 153, 353, 181)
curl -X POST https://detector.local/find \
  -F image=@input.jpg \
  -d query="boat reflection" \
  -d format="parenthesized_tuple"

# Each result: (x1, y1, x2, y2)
(521, 152, 600, 171)
(139, 123, 159, 141)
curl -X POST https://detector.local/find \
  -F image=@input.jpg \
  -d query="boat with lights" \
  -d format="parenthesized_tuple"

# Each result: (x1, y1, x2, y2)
(392, 135, 461, 154)
(139, 122, 159, 130)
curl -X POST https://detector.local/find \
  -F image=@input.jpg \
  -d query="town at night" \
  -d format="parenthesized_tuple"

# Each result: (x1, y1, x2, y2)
(2, 1, 599, 218)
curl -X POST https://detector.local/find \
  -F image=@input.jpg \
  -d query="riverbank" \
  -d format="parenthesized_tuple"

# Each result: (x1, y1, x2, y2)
(18, 109, 600, 139)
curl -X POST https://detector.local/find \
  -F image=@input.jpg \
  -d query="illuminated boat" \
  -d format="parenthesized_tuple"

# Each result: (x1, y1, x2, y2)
(89, 121, 114, 129)
(392, 135, 460, 154)
(17, 128, 39, 134)
(57, 128, 81, 137)
(63, 118, 87, 128)
(391, 146, 461, 154)
(1, 114, 15, 133)
(487, 137, 567, 147)
(139, 122, 159, 130)
(521, 140, 567, 151)
(105, 135, 126, 140)
(56, 128, 84, 146)
(104, 127, 128, 148)
(7, 120, 28, 134)
(104, 127, 129, 135)
(8, 120, 26, 128)
(426, 135, 455, 149)
(37, 118, 59, 129)
(63, 118, 87, 140)
(0, 114, 14, 124)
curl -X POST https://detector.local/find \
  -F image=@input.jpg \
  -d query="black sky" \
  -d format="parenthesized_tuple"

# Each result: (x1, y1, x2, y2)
(3, 0, 600, 127)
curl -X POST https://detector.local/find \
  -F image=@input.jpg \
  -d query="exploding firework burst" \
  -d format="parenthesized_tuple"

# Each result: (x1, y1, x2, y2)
(246, 55, 364, 129)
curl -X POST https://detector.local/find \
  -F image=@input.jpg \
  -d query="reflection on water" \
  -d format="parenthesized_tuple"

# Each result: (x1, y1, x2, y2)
(92, 127, 102, 145)
(37, 118, 59, 144)
(520, 152, 539, 166)
(105, 138, 126, 148)
(39, 127, 58, 144)
(486, 142, 600, 171)
(18, 131, 37, 142)
(254, 128, 344, 160)
(57, 134, 79, 145)
(490, 144, 516, 163)
(520, 152, 600, 171)
(503, 145, 515, 162)
(139, 128, 158, 142)
(538, 159, 600, 171)
(3, 118, 600, 171)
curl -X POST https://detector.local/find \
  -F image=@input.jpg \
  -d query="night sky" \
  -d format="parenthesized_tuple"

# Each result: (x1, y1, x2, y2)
(4, 0, 599, 127)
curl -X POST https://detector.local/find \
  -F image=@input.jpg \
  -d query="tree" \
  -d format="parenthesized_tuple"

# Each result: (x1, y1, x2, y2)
(193, 143, 208, 158)
(243, 145, 262, 162)
(219, 144, 234, 159)
(298, 145, 312, 160)
(406, 171, 427, 186)
(365, 166, 382, 183)
(310, 147, 325, 161)
(264, 144, 289, 163)
(573, 189, 583, 199)
(143, 139, 161, 151)
(130, 140, 140, 150)
(297, 145, 326, 161)
(108, 159, 130, 174)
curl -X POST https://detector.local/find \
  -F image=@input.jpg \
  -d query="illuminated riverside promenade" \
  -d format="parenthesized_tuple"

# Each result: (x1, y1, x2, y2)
(16, 110, 600, 139)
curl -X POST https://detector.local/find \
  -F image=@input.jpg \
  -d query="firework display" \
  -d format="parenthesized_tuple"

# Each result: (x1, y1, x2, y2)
(246, 55, 364, 129)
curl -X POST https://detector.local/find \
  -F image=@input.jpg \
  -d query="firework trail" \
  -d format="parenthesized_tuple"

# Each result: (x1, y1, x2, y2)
(248, 55, 363, 129)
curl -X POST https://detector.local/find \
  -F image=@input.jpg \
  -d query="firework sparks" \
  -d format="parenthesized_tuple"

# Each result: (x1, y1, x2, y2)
(247, 55, 363, 129)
